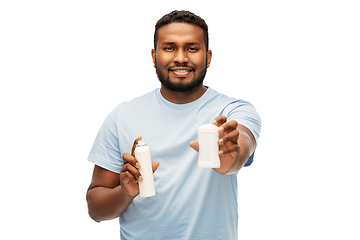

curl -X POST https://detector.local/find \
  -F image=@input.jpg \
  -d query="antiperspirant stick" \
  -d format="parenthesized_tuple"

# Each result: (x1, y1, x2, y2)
(134, 140, 156, 197)
(198, 124, 221, 168)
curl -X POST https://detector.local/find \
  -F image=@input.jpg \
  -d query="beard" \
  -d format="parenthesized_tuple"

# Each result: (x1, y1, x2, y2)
(155, 61, 207, 93)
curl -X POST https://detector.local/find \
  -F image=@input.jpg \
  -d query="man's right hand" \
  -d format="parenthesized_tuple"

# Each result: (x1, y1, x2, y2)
(120, 136, 160, 197)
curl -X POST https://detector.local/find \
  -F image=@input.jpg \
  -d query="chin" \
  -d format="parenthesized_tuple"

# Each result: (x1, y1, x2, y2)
(157, 69, 207, 93)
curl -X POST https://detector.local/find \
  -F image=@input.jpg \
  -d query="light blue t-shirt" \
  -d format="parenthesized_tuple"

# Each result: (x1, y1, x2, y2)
(88, 87, 261, 240)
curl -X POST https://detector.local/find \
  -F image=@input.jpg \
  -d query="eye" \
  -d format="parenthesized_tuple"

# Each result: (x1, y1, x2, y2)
(163, 47, 175, 51)
(188, 47, 198, 52)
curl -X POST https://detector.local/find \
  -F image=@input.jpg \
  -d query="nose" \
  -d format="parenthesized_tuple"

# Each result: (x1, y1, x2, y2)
(173, 49, 189, 64)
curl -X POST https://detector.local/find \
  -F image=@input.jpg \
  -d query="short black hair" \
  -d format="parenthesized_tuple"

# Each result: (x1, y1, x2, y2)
(154, 10, 209, 51)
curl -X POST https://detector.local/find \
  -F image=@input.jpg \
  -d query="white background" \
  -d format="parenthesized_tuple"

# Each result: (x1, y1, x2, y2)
(1, 0, 359, 239)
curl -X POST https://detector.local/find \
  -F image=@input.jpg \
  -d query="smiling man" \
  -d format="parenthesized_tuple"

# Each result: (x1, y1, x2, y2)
(86, 10, 261, 239)
(152, 21, 211, 102)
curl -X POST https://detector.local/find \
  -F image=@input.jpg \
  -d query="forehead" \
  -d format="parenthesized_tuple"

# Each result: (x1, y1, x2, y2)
(156, 22, 205, 46)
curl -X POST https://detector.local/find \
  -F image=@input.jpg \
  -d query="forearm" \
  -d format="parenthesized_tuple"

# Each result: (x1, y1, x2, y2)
(227, 138, 252, 174)
(224, 125, 256, 175)
(86, 185, 135, 222)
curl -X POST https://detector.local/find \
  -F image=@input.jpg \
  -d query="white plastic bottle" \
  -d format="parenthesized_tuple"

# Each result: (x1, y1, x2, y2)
(197, 124, 221, 168)
(134, 140, 156, 197)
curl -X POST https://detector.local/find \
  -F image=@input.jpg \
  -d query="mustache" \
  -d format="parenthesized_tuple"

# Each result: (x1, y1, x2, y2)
(168, 64, 195, 71)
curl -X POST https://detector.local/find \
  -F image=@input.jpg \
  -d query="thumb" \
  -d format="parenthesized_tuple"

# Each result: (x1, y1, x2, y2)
(190, 141, 199, 152)
(152, 161, 160, 173)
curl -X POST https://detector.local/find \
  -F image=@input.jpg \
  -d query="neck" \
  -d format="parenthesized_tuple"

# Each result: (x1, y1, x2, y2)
(160, 84, 207, 104)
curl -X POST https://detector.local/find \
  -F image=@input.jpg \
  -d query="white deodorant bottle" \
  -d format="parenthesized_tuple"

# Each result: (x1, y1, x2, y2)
(134, 140, 156, 197)
(197, 124, 221, 168)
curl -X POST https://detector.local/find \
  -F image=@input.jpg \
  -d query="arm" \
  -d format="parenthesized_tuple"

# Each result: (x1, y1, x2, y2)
(190, 116, 256, 175)
(86, 166, 135, 222)
(86, 137, 159, 222)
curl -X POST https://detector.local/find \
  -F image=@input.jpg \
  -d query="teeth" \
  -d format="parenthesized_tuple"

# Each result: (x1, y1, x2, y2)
(176, 70, 188, 72)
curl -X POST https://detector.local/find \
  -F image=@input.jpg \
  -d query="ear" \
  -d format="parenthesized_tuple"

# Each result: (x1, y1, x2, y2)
(206, 50, 212, 68)
(151, 49, 156, 68)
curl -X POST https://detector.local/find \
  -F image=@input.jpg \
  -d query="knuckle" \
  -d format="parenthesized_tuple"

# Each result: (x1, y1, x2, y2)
(216, 116, 227, 123)
(222, 147, 230, 154)
(124, 171, 135, 180)
(120, 164, 127, 172)
(123, 153, 136, 164)
(233, 130, 240, 137)
(229, 120, 238, 128)
(122, 153, 131, 162)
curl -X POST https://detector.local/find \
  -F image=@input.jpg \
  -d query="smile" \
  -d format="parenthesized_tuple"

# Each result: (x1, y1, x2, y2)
(171, 70, 191, 77)
(169, 67, 193, 77)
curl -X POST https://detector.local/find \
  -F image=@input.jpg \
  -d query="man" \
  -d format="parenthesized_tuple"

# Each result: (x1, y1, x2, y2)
(86, 10, 261, 239)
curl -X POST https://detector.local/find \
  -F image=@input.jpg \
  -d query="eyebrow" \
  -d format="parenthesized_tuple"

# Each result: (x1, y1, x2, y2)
(161, 41, 201, 46)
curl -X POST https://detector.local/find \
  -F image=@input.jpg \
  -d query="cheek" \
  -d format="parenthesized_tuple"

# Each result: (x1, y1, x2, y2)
(156, 53, 173, 67)
(192, 55, 207, 69)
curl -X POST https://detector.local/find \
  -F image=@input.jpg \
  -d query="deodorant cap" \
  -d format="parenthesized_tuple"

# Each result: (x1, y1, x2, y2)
(136, 140, 147, 147)
(198, 124, 218, 133)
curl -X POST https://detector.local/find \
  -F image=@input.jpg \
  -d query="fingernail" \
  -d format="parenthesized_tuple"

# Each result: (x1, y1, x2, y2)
(138, 175, 143, 181)
(136, 162, 141, 168)
(218, 139, 224, 145)
(219, 150, 224, 155)
(218, 127, 224, 133)
(212, 120, 217, 124)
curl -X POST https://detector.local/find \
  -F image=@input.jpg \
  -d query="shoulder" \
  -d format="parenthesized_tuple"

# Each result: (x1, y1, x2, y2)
(208, 87, 261, 142)
(220, 97, 260, 125)
(111, 89, 159, 114)
(119, 89, 158, 107)
(99, 89, 158, 130)
(206, 87, 254, 111)
(206, 87, 234, 101)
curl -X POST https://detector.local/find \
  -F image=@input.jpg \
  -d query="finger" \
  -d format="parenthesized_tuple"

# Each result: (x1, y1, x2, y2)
(152, 161, 160, 173)
(212, 116, 227, 127)
(121, 163, 142, 181)
(122, 152, 141, 169)
(189, 141, 199, 152)
(219, 144, 240, 156)
(219, 129, 239, 145)
(218, 120, 238, 134)
(120, 171, 137, 184)
(131, 136, 142, 156)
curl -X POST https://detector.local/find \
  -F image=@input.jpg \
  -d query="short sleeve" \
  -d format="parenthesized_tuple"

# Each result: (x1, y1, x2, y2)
(87, 109, 122, 173)
(220, 100, 261, 166)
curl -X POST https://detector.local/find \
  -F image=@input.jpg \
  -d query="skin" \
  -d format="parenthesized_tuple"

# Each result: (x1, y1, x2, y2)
(151, 22, 212, 104)
(86, 22, 256, 222)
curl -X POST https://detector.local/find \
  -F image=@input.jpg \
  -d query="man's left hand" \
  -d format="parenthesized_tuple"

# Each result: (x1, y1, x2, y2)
(190, 116, 241, 175)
